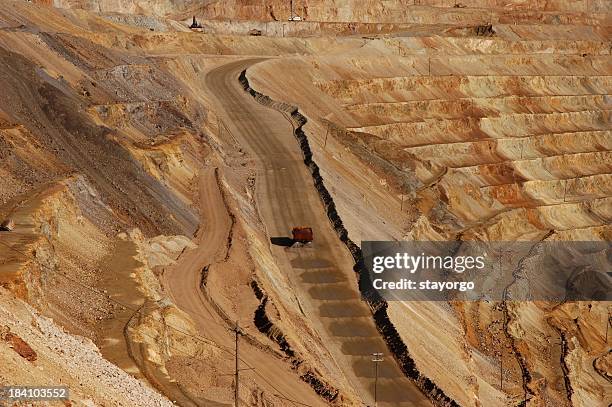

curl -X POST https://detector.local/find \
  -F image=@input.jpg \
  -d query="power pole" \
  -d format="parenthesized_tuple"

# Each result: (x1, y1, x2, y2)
(233, 321, 241, 407)
(606, 308, 611, 343)
(500, 352, 503, 391)
(372, 352, 383, 406)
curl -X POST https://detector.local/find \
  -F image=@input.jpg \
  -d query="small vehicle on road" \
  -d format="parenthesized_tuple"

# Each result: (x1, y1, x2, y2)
(292, 227, 313, 244)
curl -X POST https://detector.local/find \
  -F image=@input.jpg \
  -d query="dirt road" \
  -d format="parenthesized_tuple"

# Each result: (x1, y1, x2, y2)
(161, 168, 326, 406)
(205, 59, 430, 406)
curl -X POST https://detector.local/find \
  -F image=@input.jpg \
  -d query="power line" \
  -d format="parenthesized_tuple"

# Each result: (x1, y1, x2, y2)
(0, 239, 315, 407)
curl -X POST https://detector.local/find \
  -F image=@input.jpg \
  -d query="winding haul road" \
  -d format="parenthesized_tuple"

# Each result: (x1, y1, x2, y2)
(161, 169, 327, 406)
(204, 59, 430, 406)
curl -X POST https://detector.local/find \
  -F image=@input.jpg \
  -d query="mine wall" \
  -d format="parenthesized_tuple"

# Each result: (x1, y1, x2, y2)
(200, 168, 343, 403)
(239, 69, 460, 407)
(249, 280, 341, 403)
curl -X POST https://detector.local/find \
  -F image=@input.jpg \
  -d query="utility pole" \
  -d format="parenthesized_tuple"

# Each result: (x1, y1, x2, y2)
(500, 351, 503, 391)
(290, 0, 294, 20)
(606, 308, 611, 343)
(233, 321, 241, 407)
(372, 352, 383, 406)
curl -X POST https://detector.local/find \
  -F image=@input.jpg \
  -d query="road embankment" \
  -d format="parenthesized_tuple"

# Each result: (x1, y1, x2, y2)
(239, 69, 460, 407)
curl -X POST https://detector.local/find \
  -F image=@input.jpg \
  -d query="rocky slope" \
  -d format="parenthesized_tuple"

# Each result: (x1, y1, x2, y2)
(245, 7, 611, 406)
(0, 286, 174, 406)
(39, 0, 611, 23)
(1, 2, 323, 405)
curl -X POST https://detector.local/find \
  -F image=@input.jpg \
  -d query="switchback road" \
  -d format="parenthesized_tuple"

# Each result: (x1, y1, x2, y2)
(205, 59, 430, 406)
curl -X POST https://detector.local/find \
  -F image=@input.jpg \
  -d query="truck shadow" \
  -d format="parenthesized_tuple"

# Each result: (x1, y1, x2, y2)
(270, 237, 294, 247)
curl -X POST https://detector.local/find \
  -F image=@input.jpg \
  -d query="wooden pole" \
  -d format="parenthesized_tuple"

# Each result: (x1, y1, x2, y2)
(606, 309, 610, 343)
(234, 321, 240, 407)
(500, 352, 503, 391)
(372, 353, 383, 406)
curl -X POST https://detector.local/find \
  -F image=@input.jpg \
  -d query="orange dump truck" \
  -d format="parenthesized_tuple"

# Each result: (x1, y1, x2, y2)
(291, 227, 313, 243)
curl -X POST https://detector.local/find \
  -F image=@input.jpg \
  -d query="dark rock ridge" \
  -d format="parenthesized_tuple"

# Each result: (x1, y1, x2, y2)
(240, 69, 460, 407)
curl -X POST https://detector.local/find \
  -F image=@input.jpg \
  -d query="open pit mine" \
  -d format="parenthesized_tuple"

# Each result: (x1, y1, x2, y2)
(0, 0, 610, 406)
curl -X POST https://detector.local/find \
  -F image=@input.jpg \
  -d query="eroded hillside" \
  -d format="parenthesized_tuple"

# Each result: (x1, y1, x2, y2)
(246, 12, 611, 407)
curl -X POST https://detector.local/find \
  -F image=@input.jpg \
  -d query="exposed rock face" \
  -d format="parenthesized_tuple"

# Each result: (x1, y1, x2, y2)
(244, 4, 611, 405)
(3, 331, 37, 361)
(37, 0, 205, 17)
(0, 3, 368, 406)
(36, 0, 611, 25)
(0, 219, 14, 231)
(0, 288, 174, 406)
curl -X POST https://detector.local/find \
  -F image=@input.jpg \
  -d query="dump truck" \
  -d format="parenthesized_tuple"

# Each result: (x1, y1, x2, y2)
(291, 227, 313, 244)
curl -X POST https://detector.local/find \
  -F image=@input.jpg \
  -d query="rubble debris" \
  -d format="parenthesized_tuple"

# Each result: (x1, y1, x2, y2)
(475, 24, 495, 36)
(4, 332, 37, 362)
